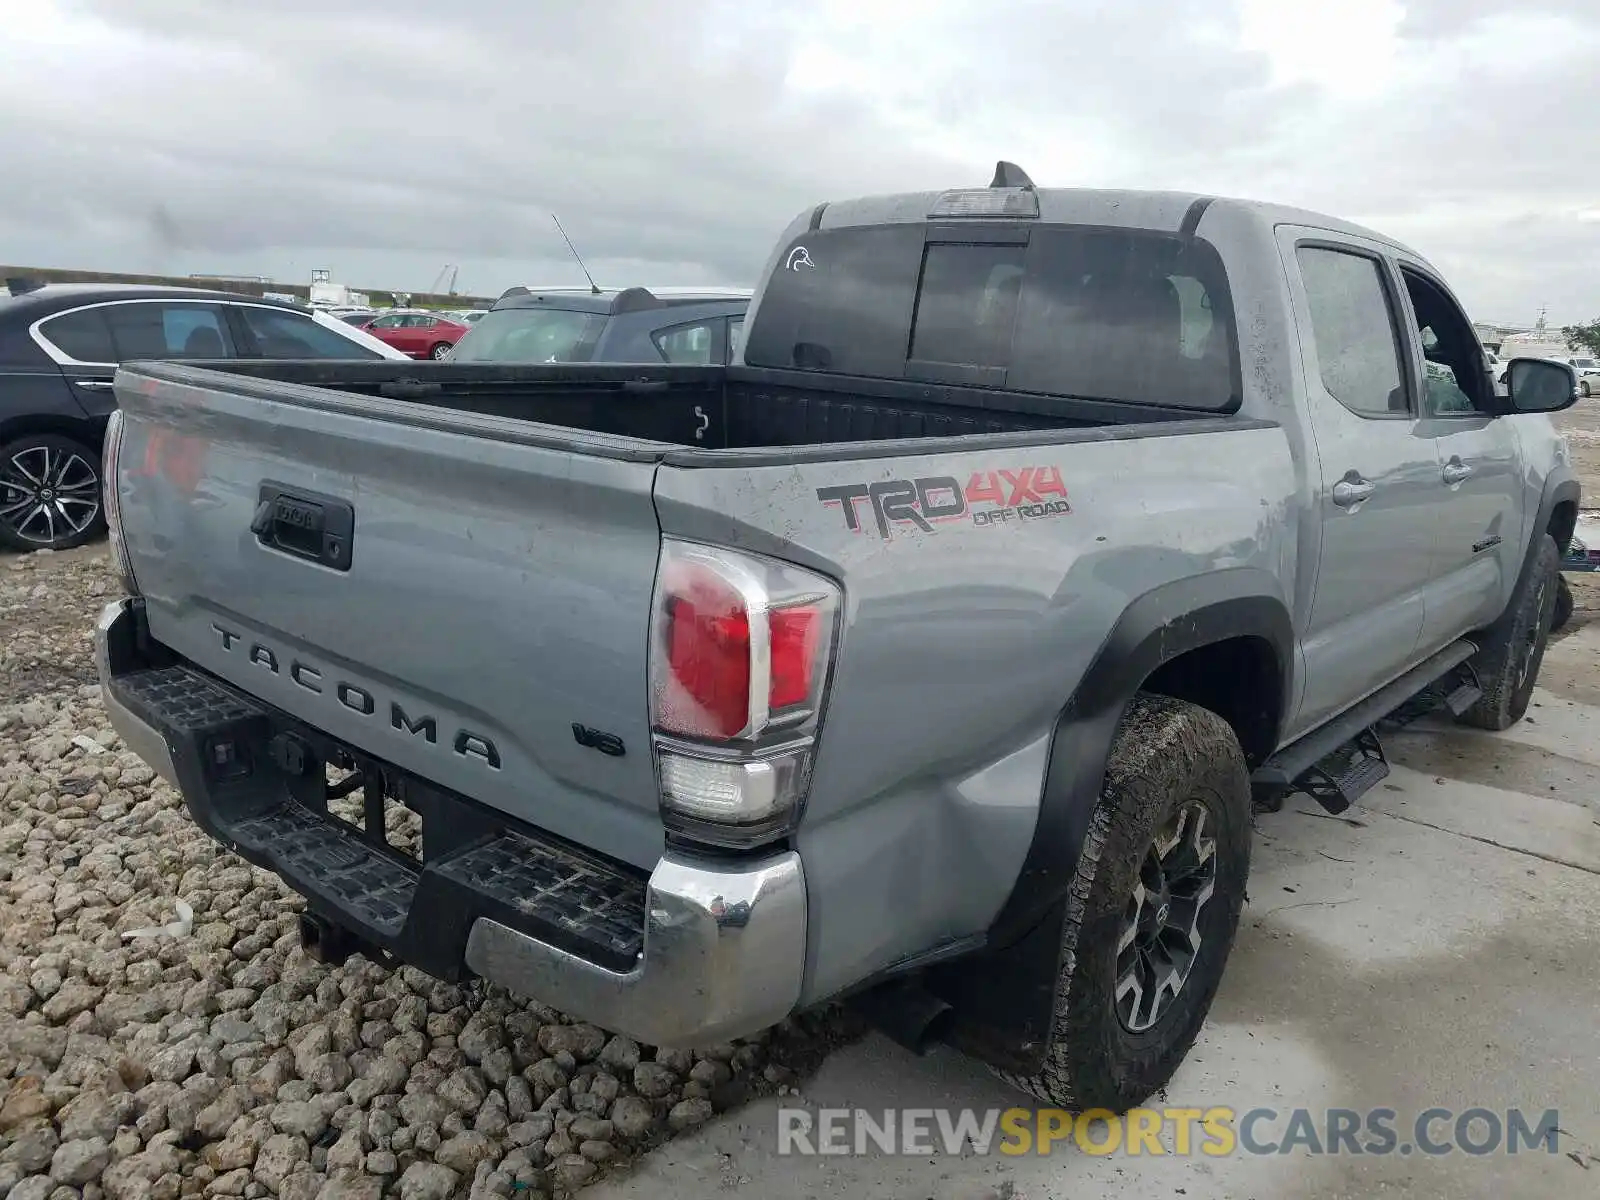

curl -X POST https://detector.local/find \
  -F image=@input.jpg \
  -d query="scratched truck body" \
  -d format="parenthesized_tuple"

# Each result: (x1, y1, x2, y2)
(98, 165, 1579, 1110)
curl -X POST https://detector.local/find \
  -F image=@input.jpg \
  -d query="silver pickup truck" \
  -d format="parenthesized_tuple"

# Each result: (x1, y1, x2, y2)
(96, 164, 1580, 1114)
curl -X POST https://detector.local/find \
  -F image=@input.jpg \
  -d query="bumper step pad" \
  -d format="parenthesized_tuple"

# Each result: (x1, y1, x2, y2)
(232, 803, 418, 937)
(108, 664, 649, 977)
(436, 835, 646, 964)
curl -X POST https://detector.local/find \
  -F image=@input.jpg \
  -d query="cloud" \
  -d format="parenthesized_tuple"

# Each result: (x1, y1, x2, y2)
(0, 0, 1595, 323)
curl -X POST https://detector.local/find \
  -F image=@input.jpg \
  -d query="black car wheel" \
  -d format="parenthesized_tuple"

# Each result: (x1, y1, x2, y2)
(1552, 573, 1574, 633)
(1458, 534, 1559, 730)
(0, 434, 106, 552)
(991, 694, 1251, 1112)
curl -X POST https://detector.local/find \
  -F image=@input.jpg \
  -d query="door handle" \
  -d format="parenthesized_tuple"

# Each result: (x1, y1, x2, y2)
(1442, 460, 1473, 485)
(1332, 476, 1376, 507)
(74, 380, 114, 391)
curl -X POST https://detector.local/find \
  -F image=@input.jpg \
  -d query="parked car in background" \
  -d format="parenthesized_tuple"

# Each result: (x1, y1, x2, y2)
(0, 283, 406, 551)
(447, 286, 750, 365)
(1568, 355, 1600, 397)
(362, 310, 472, 359)
(1485, 348, 1506, 393)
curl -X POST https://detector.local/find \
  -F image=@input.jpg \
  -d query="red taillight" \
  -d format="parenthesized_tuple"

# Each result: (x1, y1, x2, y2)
(649, 540, 841, 844)
(664, 566, 752, 739)
(650, 541, 840, 745)
(768, 605, 821, 709)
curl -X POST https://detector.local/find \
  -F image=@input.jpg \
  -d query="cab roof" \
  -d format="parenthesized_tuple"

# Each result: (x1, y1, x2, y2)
(492, 285, 752, 315)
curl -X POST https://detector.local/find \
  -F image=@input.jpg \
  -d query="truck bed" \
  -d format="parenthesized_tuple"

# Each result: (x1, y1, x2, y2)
(185, 360, 1227, 457)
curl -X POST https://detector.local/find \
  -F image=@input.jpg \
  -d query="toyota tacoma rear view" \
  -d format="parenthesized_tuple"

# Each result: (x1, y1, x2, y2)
(95, 163, 1581, 1112)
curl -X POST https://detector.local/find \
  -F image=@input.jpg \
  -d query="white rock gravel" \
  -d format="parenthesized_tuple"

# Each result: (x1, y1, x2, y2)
(0, 546, 858, 1198)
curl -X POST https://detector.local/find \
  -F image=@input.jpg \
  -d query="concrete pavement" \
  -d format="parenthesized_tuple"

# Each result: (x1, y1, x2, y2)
(587, 622, 1600, 1199)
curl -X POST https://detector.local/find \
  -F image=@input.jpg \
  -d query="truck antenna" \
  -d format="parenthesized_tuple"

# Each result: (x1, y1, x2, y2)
(551, 214, 603, 295)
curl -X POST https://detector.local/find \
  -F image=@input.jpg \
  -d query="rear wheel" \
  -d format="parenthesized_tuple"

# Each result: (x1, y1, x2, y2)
(0, 433, 105, 552)
(991, 694, 1251, 1113)
(429, 342, 452, 360)
(1582, 380, 1592, 398)
(1552, 573, 1574, 633)
(1458, 534, 1559, 730)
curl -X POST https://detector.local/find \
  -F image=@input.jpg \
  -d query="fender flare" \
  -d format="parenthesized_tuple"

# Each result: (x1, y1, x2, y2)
(928, 568, 1293, 1073)
(1483, 475, 1580, 638)
(1534, 477, 1580, 569)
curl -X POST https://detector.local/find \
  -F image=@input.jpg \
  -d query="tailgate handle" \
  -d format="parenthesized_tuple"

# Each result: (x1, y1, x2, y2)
(253, 483, 354, 572)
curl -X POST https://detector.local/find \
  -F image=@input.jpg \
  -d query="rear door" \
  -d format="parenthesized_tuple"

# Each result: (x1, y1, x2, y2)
(399, 315, 434, 356)
(1393, 262, 1525, 648)
(33, 299, 238, 416)
(1279, 232, 1437, 736)
(31, 305, 119, 416)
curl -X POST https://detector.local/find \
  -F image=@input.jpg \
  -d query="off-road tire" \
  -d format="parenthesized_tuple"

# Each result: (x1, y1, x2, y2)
(1458, 534, 1560, 731)
(1551, 573, 1574, 633)
(991, 693, 1252, 1113)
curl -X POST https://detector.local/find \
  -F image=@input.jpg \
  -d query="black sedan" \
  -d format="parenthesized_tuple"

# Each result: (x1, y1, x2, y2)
(0, 283, 403, 551)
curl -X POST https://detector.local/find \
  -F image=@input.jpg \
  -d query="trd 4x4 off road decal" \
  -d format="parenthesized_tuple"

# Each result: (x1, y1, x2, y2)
(817, 467, 1070, 539)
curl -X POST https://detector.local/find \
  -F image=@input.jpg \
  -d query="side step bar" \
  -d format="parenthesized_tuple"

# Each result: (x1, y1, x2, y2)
(1252, 639, 1479, 814)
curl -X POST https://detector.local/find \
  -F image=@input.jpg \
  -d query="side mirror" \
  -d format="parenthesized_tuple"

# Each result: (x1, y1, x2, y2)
(1506, 357, 1578, 414)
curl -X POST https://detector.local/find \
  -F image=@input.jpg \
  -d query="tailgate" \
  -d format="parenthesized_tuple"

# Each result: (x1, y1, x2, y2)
(112, 365, 669, 869)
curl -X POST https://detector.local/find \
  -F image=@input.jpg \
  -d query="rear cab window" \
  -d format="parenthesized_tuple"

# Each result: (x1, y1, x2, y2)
(744, 222, 1240, 411)
(450, 308, 607, 363)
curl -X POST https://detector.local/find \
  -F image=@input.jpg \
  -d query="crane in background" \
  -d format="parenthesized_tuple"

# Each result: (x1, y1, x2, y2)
(429, 264, 460, 296)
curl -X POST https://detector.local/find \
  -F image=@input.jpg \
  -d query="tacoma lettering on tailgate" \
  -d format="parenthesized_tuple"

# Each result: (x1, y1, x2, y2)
(209, 623, 502, 769)
(817, 467, 1070, 539)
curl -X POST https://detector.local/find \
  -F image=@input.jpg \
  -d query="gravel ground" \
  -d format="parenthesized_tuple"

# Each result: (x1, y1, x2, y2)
(0, 545, 861, 1200)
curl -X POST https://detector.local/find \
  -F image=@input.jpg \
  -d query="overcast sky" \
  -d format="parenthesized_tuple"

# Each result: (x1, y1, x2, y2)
(2, 0, 1597, 324)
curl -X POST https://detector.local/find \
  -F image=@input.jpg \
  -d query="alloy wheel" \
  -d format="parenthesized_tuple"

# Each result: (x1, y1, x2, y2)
(0, 443, 101, 547)
(1115, 799, 1218, 1033)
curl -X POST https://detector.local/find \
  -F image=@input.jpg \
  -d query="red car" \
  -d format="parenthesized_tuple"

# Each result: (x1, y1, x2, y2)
(361, 311, 470, 359)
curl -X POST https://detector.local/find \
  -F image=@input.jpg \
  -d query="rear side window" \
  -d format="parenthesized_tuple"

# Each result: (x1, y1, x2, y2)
(236, 307, 383, 359)
(745, 224, 1238, 411)
(653, 320, 718, 365)
(98, 302, 235, 359)
(38, 308, 115, 363)
(1296, 247, 1408, 418)
(449, 308, 606, 363)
